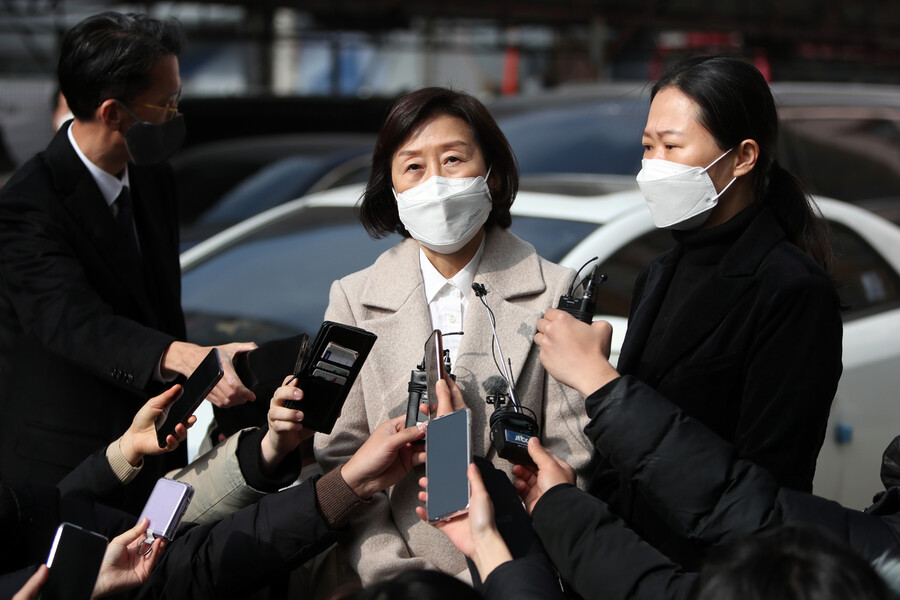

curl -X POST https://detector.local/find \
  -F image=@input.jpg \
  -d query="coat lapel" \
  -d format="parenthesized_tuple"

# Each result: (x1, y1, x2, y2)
(455, 228, 549, 454)
(46, 128, 155, 322)
(356, 239, 434, 421)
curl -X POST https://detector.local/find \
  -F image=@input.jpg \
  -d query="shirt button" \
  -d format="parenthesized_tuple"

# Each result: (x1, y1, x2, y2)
(449, 315, 457, 323)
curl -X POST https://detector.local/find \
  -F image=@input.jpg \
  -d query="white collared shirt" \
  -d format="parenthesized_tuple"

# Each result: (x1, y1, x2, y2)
(67, 122, 130, 213)
(419, 237, 485, 366)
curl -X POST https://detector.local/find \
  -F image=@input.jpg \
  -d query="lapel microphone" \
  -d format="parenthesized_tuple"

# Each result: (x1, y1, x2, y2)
(472, 282, 540, 466)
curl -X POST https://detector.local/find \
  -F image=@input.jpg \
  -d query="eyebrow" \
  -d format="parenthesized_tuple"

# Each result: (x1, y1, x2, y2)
(643, 128, 684, 138)
(396, 140, 472, 158)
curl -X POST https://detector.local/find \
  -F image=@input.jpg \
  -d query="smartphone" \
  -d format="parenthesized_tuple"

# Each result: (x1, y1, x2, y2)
(424, 329, 446, 420)
(137, 478, 195, 541)
(426, 407, 472, 522)
(155, 348, 224, 448)
(38, 522, 107, 600)
(283, 321, 377, 434)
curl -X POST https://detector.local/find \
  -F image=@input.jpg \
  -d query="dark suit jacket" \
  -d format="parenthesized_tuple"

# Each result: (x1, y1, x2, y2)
(0, 126, 186, 511)
(598, 205, 842, 567)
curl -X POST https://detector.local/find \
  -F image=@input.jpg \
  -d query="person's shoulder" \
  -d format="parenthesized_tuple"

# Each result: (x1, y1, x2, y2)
(334, 237, 417, 290)
(758, 240, 833, 289)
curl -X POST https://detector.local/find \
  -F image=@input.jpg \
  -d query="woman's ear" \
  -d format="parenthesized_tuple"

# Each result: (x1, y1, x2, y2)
(733, 139, 759, 177)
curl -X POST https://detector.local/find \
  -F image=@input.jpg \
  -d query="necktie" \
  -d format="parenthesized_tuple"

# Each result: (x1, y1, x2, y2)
(114, 186, 140, 257)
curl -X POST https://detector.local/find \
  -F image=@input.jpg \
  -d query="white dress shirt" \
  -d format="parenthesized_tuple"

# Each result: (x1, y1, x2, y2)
(419, 236, 485, 368)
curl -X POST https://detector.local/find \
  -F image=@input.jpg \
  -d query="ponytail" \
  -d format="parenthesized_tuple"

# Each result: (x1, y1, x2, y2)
(764, 161, 834, 275)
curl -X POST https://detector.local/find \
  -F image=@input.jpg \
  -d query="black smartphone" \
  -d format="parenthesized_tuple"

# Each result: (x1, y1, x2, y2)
(424, 329, 446, 420)
(137, 478, 195, 541)
(283, 321, 377, 434)
(155, 348, 224, 448)
(38, 522, 107, 600)
(426, 407, 472, 522)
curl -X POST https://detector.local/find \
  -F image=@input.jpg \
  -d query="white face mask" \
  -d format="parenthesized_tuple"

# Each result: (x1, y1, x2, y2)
(636, 149, 737, 230)
(394, 169, 492, 254)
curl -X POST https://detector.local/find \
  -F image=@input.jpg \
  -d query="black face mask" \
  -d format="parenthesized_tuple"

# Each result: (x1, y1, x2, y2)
(116, 101, 186, 165)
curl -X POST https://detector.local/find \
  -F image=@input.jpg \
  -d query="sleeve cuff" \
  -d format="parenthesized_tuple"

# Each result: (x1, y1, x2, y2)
(532, 482, 576, 517)
(585, 376, 622, 404)
(106, 438, 142, 485)
(236, 428, 303, 492)
(314, 468, 371, 529)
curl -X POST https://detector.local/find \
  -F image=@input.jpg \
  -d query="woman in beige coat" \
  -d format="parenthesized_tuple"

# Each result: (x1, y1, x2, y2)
(313, 87, 594, 584)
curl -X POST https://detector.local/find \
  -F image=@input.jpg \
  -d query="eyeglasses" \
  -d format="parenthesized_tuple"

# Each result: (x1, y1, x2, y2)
(139, 91, 181, 119)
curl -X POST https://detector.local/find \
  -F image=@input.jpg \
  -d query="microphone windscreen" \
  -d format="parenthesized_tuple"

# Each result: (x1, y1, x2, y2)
(482, 375, 509, 396)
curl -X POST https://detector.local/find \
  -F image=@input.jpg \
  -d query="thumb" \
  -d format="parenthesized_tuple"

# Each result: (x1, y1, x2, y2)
(150, 385, 181, 410)
(383, 416, 427, 449)
(526, 436, 556, 469)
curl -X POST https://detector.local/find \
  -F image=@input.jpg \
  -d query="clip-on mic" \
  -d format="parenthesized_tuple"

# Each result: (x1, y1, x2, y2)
(473, 282, 540, 466)
(557, 257, 608, 324)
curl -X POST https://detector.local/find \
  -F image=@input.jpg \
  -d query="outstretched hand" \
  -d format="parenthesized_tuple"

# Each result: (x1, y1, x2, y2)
(340, 416, 426, 499)
(91, 519, 164, 599)
(534, 308, 619, 397)
(511, 437, 576, 515)
(415, 464, 512, 580)
(119, 385, 193, 466)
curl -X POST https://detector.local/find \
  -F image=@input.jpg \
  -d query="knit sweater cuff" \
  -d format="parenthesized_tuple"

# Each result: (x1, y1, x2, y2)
(106, 438, 142, 485)
(314, 468, 370, 529)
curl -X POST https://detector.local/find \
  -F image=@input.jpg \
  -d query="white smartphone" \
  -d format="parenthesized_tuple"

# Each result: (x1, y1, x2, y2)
(38, 522, 107, 600)
(426, 407, 472, 522)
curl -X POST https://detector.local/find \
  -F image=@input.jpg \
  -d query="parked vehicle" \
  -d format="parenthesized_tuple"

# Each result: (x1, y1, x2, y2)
(181, 182, 900, 508)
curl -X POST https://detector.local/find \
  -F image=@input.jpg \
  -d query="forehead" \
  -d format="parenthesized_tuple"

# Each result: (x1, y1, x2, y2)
(395, 113, 478, 155)
(646, 86, 704, 133)
(139, 54, 181, 99)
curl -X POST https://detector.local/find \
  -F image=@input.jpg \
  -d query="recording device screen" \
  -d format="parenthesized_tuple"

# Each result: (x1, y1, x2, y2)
(424, 329, 446, 417)
(40, 522, 107, 600)
(155, 348, 224, 448)
(426, 407, 471, 522)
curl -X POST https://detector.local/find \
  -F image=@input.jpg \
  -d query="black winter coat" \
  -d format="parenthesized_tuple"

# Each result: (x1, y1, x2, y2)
(531, 375, 900, 600)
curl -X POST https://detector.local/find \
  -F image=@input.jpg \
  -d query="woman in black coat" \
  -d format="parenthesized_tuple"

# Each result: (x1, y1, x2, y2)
(534, 56, 842, 566)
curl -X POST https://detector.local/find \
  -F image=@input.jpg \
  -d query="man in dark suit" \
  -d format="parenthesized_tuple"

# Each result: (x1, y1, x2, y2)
(0, 12, 255, 512)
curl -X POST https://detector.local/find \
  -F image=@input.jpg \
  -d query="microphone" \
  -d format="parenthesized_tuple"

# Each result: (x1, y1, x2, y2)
(557, 260, 608, 324)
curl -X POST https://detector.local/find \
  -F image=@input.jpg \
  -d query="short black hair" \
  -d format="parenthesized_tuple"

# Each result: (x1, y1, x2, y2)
(359, 87, 518, 239)
(58, 12, 184, 121)
(693, 525, 889, 600)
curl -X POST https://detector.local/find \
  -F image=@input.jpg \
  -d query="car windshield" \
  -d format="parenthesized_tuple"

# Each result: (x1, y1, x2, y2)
(182, 207, 598, 345)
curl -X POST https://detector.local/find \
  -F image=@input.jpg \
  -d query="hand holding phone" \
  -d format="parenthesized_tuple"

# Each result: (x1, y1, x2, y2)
(155, 348, 223, 448)
(38, 522, 107, 600)
(283, 321, 377, 434)
(426, 408, 472, 522)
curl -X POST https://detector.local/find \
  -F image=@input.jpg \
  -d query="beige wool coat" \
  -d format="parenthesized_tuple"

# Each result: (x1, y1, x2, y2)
(313, 226, 595, 583)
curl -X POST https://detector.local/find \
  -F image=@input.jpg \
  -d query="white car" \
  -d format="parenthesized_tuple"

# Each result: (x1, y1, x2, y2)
(181, 182, 900, 508)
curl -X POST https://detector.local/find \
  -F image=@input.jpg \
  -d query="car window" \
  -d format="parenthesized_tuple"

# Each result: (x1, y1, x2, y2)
(831, 222, 900, 320)
(182, 207, 399, 346)
(593, 228, 675, 318)
(778, 115, 900, 204)
(509, 216, 599, 263)
(498, 100, 647, 176)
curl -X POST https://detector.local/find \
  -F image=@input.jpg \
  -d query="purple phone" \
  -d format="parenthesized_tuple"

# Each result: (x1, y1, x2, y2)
(137, 478, 194, 541)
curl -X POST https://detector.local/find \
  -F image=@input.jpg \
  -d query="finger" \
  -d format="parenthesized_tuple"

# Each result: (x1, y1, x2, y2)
(435, 379, 454, 417)
(526, 436, 555, 469)
(418, 476, 428, 490)
(149, 385, 182, 410)
(418, 490, 428, 504)
(466, 463, 487, 498)
(221, 361, 256, 403)
(115, 518, 150, 545)
(282, 374, 298, 386)
(272, 386, 303, 408)
(380, 418, 426, 450)
(14, 564, 49, 599)
(410, 448, 426, 467)
(270, 404, 305, 423)
(415, 505, 429, 524)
